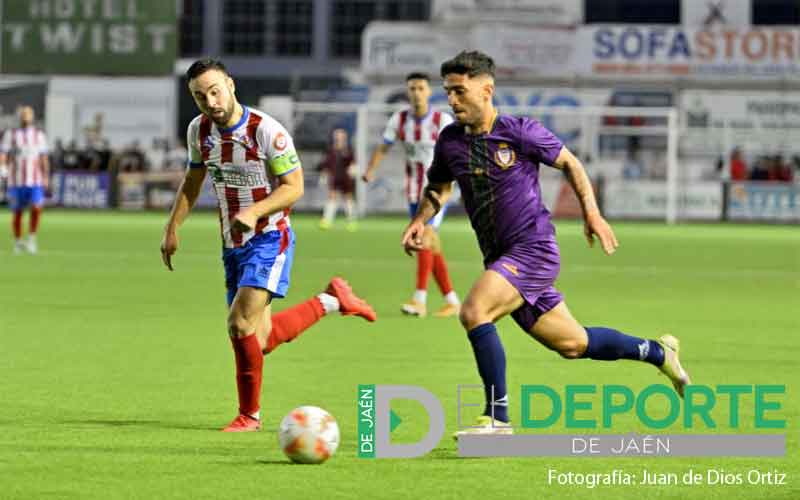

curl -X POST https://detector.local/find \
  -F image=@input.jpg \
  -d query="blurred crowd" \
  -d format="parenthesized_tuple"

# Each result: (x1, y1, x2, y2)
(726, 148, 796, 182)
(50, 137, 188, 174)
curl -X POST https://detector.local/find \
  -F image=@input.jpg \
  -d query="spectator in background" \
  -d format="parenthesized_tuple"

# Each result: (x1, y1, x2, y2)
(730, 148, 748, 181)
(773, 155, 793, 183)
(165, 139, 188, 171)
(750, 156, 769, 181)
(318, 127, 357, 231)
(50, 139, 65, 171)
(622, 147, 644, 180)
(60, 141, 81, 170)
(114, 140, 148, 172)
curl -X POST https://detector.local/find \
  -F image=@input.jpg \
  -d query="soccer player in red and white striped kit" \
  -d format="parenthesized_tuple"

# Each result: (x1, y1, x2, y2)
(0, 106, 49, 255)
(161, 59, 377, 432)
(363, 73, 461, 318)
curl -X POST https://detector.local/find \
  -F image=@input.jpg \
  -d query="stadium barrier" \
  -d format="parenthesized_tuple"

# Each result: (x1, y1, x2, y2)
(10, 104, 795, 223)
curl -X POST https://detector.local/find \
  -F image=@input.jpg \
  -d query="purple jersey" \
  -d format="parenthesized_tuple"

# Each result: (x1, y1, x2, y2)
(427, 114, 564, 261)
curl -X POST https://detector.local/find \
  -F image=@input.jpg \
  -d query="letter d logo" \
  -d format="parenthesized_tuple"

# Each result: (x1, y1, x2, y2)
(360, 385, 444, 458)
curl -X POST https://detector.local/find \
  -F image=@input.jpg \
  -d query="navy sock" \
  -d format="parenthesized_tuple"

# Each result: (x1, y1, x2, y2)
(583, 327, 664, 366)
(468, 323, 508, 423)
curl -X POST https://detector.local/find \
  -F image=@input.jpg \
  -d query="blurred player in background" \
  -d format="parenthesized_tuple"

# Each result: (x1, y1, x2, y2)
(318, 127, 358, 231)
(402, 51, 691, 436)
(0, 106, 49, 254)
(161, 59, 376, 433)
(363, 72, 460, 318)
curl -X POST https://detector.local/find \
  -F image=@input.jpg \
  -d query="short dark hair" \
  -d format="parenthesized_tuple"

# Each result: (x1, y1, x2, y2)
(405, 72, 430, 82)
(440, 51, 495, 79)
(186, 58, 228, 81)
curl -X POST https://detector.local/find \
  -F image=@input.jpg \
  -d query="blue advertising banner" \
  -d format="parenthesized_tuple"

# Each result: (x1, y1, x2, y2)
(50, 171, 111, 208)
(727, 182, 800, 222)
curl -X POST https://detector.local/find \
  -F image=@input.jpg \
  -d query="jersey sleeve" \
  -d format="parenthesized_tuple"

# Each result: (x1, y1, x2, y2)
(38, 131, 49, 155)
(439, 112, 455, 129)
(519, 117, 564, 167)
(259, 118, 301, 176)
(186, 118, 203, 168)
(426, 136, 454, 185)
(381, 111, 401, 145)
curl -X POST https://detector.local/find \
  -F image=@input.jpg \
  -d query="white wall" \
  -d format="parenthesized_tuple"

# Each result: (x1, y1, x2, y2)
(47, 77, 175, 149)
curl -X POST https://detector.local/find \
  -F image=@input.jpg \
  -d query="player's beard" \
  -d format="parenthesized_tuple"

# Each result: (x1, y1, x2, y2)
(208, 101, 234, 126)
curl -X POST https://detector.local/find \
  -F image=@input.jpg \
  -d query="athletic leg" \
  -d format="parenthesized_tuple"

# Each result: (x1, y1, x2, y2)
(524, 300, 690, 396)
(224, 285, 270, 431)
(459, 270, 524, 425)
(427, 226, 460, 317)
(321, 190, 338, 229)
(257, 277, 376, 355)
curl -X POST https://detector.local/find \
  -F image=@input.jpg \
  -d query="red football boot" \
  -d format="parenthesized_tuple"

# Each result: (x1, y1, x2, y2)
(325, 277, 377, 322)
(222, 414, 261, 432)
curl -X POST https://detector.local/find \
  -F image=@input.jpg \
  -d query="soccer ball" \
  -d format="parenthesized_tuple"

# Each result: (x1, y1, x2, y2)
(278, 406, 340, 464)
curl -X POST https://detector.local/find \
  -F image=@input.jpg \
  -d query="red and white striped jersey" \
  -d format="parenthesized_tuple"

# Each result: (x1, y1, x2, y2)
(0, 126, 49, 187)
(382, 108, 453, 203)
(187, 106, 301, 249)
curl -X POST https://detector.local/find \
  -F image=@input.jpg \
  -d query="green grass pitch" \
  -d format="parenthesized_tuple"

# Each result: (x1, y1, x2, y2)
(1, 211, 797, 499)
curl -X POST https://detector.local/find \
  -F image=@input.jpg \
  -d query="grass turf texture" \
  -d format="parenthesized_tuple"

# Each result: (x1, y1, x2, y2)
(1, 211, 797, 499)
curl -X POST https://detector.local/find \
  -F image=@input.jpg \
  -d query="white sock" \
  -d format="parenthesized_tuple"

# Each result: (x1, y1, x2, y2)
(317, 293, 340, 314)
(444, 290, 460, 305)
(28, 234, 36, 243)
(248, 410, 260, 420)
(413, 289, 427, 304)
(323, 200, 337, 223)
(345, 199, 355, 222)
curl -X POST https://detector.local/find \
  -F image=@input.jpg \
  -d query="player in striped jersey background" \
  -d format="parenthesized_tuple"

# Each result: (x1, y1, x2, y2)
(363, 73, 461, 318)
(161, 59, 376, 432)
(0, 106, 50, 255)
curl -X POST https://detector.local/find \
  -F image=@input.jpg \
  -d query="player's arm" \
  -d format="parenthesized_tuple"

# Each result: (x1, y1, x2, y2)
(39, 132, 50, 190)
(40, 154, 50, 190)
(161, 165, 208, 270)
(0, 132, 8, 168)
(401, 181, 453, 255)
(364, 112, 400, 183)
(551, 146, 618, 255)
(232, 166, 304, 233)
(362, 142, 391, 183)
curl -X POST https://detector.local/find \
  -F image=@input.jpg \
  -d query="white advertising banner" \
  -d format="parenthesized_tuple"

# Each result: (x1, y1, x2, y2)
(362, 22, 576, 77)
(682, 90, 800, 127)
(577, 25, 800, 81)
(604, 180, 723, 219)
(681, 90, 800, 153)
(472, 25, 576, 77)
(361, 22, 467, 77)
(682, 0, 751, 28)
(431, 0, 583, 26)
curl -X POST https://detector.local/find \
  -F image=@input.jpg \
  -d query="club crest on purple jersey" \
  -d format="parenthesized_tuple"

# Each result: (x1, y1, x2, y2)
(494, 143, 516, 169)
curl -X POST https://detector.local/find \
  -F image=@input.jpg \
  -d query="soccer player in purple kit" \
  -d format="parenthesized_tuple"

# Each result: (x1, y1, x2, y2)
(401, 51, 691, 436)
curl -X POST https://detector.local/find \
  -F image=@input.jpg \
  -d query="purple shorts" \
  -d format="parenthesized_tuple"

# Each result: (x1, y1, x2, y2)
(487, 239, 564, 332)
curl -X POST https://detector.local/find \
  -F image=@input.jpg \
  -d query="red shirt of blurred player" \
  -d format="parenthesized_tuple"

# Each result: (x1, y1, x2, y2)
(318, 128, 355, 194)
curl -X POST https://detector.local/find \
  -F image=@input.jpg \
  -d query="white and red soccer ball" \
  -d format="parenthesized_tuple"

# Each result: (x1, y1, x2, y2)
(278, 406, 340, 464)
